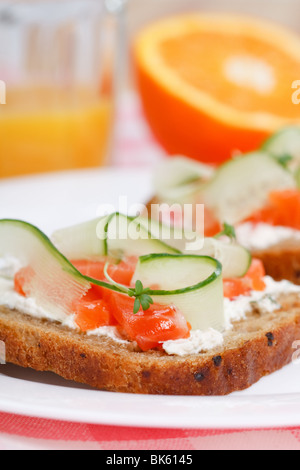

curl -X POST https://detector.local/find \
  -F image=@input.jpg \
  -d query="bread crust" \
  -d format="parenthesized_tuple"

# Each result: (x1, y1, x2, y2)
(253, 240, 300, 286)
(1, 294, 300, 395)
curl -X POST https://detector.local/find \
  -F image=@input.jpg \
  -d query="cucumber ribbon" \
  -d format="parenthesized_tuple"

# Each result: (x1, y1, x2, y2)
(0, 218, 226, 331)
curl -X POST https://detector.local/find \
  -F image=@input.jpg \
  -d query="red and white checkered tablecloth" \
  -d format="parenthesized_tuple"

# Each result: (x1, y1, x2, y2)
(1, 91, 300, 450)
(1, 412, 300, 450)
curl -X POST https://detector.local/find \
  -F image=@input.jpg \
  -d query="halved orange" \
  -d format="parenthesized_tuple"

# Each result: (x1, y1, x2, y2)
(133, 14, 300, 164)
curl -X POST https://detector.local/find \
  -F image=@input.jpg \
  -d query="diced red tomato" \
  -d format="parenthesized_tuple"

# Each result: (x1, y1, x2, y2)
(245, 189, 300, 229)
(108, 292, 191, 351)
(223, 259, 266, 300)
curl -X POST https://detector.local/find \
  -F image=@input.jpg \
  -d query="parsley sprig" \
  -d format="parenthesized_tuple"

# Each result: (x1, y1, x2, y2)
(129, 280, 154, 314)
(214, 222, 237, 241)
(103, 263, 153, 314)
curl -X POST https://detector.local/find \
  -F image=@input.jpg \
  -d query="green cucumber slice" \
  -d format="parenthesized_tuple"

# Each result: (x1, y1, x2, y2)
(52, 213, 179, 260)
(53, 213, 251, 280)
(134, 215, 203, 253)
(153, 156, 214, 203)
(51, 216, 109, 260)
(203, 152, 296, 225)
(0, 220, 235, 334)
(105, 213, 179, 257)
(0, 219, 90, 320)
(262, 127, 300, 169)
(132, 254, 225, 331)
(197, 238, 251, 279)
(135, 216, 251, 278)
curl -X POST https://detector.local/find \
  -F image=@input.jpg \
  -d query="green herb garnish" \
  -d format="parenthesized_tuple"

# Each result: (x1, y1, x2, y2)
(103, 263, 154, 314)
(214, 222, 236, 241)
(277, 154, 293, 168)
(130, 280, 154, 314)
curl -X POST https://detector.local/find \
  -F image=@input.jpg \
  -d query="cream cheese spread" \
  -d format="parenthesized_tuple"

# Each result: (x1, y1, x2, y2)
(162, 329, 224, 356)
(0, 277, 66, 323)
(236, 222, 300, 251)
(0, 256, 23, 279)
(224, 275, 300, 327)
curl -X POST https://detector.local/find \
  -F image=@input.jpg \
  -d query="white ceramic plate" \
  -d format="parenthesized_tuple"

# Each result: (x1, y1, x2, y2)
(1, 167, 300, 429)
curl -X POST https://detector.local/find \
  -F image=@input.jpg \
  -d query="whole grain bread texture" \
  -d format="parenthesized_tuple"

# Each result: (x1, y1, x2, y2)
(1, 292, 300, 395)
(146, 197, 300, 286)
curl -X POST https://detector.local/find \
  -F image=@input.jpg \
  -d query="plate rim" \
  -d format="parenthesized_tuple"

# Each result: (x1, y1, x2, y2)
(1, 366, 300, 429)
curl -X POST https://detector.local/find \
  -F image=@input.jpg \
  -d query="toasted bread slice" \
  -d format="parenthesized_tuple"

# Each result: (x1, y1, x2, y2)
(1, 293, 300, 395)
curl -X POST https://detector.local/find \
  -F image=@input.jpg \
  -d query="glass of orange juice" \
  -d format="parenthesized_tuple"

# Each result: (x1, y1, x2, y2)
(0, 0, 125, 178)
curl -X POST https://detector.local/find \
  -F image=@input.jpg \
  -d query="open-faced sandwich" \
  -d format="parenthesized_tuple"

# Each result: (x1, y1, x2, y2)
(149, 127, 300, 285)
(0, 214, 300, 395)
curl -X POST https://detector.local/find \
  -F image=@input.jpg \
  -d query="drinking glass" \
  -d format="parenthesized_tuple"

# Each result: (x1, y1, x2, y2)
(0, 0, 125, 178)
